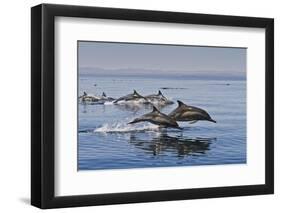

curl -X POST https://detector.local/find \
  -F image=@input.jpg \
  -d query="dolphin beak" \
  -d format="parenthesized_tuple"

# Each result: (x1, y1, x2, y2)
(128, 119, 138, 124)
(209, 119, 217, 123)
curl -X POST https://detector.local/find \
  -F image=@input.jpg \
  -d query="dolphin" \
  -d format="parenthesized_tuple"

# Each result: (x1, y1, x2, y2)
(79, 91, 97, 102)
(168, 100, 216, 123)
(145, 90, 174, 105)
(79, 91, 88, 99)
(128, 106, 180, 129)
(113, 90, 148, 104)
(79, 91, 114, 103)
(100, 92, 115, 102)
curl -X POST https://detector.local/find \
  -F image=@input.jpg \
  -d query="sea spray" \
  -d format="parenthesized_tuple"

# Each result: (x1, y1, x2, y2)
(94, 121, 159, 133)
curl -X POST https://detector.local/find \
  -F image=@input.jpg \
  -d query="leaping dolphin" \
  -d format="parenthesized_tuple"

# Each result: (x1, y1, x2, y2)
(114, 90, 148, 104)
(169, 100, 216, 123)
(145, 90, 174, 105)
(128, 106, 180, 129)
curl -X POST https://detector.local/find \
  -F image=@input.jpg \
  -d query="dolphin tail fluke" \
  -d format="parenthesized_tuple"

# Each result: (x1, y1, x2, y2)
(102, 92, 106, 97)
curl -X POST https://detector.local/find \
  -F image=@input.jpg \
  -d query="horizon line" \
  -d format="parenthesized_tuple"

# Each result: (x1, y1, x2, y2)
(79, 66, 246, 73)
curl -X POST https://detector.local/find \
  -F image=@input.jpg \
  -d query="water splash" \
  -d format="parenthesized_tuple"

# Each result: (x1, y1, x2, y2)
(103, 101, 115, 105)
(94, 121, 159, 133)
(114, 99, 148, 105)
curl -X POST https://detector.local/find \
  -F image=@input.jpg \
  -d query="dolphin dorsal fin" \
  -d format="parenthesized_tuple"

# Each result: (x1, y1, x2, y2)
(133, 90, 138, 95)
(158, 90, 163, 96)
(152, 106, 160, 113)
(177, 100, 186, 107)
(102, 92, 106, 97)
(133, 90, 142, 97)
(83, 92, 87, 96)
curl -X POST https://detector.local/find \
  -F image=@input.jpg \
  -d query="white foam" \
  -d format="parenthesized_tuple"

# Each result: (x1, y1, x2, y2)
(103, 101, 114, 105)
(94, 121, 159, 133)
(114, 99, 148, 105)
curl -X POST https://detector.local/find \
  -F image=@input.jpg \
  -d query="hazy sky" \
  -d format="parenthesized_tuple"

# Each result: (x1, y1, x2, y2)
(78, 41, 246, 73)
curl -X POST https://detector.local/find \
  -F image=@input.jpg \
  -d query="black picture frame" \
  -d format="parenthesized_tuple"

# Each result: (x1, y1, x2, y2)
(31, 3, 274, 209)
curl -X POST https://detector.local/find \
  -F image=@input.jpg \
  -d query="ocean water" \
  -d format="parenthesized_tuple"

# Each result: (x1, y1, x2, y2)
(78, 74, 246, 170)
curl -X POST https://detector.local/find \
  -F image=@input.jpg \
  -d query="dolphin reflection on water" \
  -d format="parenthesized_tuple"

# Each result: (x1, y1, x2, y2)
(128, 131, 216, 157)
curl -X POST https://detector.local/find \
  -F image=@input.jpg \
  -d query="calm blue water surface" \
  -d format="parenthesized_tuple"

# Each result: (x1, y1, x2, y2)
(78, 74, 246, 170)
